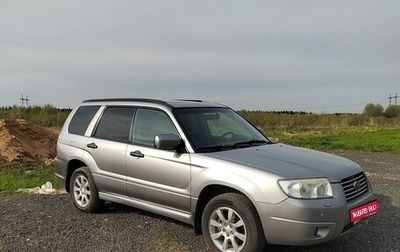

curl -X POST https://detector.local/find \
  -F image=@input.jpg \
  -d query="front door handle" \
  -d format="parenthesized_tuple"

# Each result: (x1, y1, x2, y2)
(87, 142, 98, 149)
(130, 150, 145, 158)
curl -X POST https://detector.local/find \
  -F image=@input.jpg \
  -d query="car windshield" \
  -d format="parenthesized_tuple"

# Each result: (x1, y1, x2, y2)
(174, 107, 271, 153)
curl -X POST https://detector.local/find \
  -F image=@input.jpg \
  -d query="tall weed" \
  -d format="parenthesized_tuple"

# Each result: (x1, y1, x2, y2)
(0, 105, 70, 128)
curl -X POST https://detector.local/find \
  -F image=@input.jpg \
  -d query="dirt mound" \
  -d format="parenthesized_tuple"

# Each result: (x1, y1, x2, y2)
(0, 119, 59, 164)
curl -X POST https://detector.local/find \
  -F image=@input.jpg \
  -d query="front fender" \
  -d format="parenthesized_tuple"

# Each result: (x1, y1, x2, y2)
(190, 161, 288, 208)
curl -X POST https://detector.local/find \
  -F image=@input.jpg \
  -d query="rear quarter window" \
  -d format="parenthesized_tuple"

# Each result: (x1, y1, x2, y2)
(68, 106, 101, 135)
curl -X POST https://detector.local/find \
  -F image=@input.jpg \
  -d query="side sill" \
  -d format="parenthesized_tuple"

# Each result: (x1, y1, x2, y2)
(99, 192, 194, 226)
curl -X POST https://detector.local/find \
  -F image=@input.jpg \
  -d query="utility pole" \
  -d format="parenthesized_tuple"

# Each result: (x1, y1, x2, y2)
(388, 93, 399, 106)
(20, 95, 30, 107)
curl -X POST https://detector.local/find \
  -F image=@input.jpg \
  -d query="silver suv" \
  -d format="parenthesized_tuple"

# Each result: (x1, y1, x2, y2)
(55, 98, 379, 252)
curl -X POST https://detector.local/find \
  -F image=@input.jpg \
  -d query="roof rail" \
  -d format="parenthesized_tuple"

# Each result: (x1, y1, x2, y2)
(173, 99, 204, 103)
(173, 99, 226, 107)
(82, 98, 171, 107)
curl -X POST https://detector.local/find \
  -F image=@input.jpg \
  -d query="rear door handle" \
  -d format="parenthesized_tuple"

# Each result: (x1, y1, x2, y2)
(87, 142, 98, 149)
(130, 150, 145, 158)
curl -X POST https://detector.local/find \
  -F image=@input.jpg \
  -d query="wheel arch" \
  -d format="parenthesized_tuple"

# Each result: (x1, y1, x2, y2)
(194, 184, 263, 236)
(65, 159, 87, 192)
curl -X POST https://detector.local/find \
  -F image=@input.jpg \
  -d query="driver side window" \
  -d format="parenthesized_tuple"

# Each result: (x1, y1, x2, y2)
(132, 109, 177, 148)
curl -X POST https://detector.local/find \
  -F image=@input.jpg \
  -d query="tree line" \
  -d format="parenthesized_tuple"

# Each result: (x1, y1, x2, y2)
(363, 104, 400, 118)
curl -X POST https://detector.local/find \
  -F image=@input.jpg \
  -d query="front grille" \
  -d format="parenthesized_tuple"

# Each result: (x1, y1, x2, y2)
(341, 172, 368, 201)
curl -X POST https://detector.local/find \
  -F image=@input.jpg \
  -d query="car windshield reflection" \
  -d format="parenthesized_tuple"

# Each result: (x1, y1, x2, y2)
(174, 107, 271, 152)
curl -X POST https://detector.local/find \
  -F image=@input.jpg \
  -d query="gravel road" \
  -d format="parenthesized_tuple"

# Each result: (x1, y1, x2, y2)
(1, 150, 399, 252)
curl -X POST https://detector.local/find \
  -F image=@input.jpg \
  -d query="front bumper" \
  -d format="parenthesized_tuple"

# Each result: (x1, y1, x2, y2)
(257, 184, 377, 246)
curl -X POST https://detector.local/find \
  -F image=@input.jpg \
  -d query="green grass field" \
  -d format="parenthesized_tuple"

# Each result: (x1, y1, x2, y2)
(0, 163, 62, 197)
(266, 127, 400, 154)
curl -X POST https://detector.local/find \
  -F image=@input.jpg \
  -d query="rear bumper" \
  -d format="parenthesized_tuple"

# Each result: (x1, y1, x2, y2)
(54, 156, 67, 182)
(258, 185, 377, 246)
(54, 157, 69, 192)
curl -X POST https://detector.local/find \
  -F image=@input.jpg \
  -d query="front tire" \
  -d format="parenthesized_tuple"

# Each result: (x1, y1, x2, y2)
(201, 193, 265, 252)
(70, 167, 103, 213)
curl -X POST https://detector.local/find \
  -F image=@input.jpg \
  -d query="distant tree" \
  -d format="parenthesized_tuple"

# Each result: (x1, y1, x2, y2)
(363, 103, 384, 117)
(384, 105, 400, 118)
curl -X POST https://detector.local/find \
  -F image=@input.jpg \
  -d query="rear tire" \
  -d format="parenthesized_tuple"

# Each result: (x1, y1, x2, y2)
(201, 193, 265, 252)
(70, 167, 104, 213)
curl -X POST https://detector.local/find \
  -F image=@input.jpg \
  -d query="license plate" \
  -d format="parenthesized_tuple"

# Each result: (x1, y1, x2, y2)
(350, 200, 379, 223)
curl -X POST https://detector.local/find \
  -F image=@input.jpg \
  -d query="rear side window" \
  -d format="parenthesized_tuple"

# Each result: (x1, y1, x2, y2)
(68, 106, 100, 135)
(94, 107, 135, 143)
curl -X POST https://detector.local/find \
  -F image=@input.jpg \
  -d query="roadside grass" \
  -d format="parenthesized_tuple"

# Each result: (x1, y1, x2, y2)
(0, 163, 62, 197)
(146, 232, 193, 252)
(266, 127, 400, 154)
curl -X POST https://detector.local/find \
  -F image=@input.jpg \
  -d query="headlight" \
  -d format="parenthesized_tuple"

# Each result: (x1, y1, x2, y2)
(278, 178, 333, 199)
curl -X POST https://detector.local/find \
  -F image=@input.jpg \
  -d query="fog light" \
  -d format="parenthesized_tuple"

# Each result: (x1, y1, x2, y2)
(314, 227, 330, 238)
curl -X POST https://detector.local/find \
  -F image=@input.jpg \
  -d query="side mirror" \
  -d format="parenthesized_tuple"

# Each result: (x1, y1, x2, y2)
(154, 134, 183, 151)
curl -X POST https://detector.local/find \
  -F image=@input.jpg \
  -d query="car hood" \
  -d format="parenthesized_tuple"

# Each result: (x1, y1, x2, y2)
(206, 144, 362, 183)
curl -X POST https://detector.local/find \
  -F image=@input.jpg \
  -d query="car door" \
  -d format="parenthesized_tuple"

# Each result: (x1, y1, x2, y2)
(126, 108, 191, 212)
(85, 106, 135, 196)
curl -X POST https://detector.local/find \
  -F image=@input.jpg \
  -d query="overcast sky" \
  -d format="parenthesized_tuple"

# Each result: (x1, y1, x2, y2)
(1, 0, 399, 113)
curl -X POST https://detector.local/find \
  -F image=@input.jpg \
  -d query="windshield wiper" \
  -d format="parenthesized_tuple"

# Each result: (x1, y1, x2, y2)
(196, 144, 236, 153)
(197, 140, 269, 153)
(233, 139, 270, 147)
